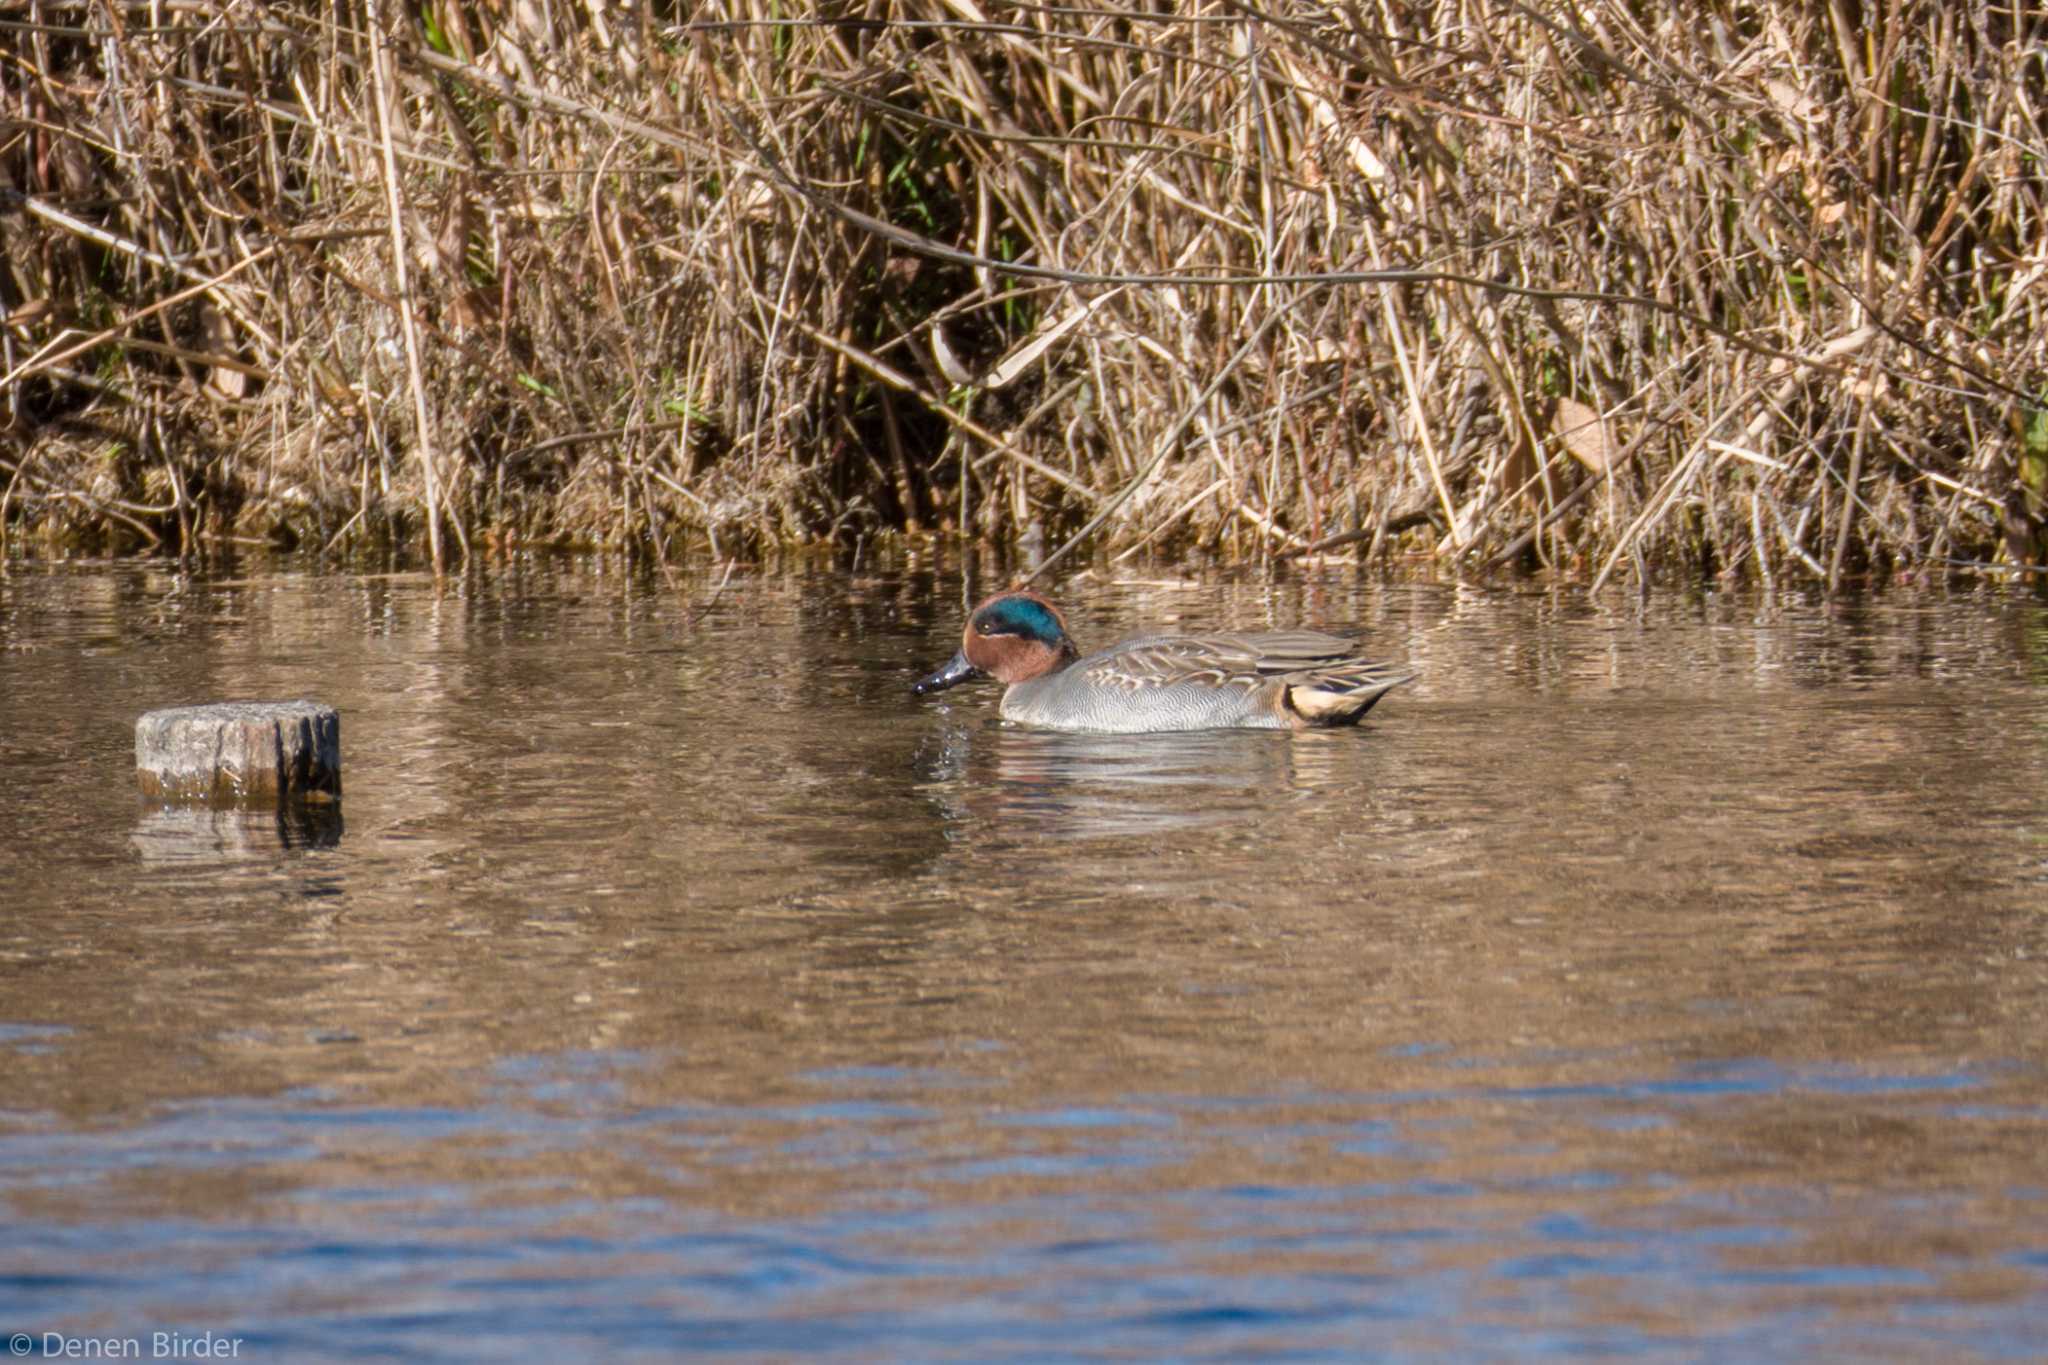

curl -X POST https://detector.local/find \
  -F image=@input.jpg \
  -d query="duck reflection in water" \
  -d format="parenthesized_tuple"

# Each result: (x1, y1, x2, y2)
(917, 720, 1393, 840)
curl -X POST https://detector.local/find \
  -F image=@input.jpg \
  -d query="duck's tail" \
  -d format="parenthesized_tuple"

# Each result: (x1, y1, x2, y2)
(1283, 663, 1418, 728)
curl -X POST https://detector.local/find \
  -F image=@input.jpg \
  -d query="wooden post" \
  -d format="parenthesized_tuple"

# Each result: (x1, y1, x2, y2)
(136, 701, 341, 804)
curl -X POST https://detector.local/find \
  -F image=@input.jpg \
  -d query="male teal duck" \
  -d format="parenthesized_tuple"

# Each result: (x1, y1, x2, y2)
(913, 589, 1416, 733)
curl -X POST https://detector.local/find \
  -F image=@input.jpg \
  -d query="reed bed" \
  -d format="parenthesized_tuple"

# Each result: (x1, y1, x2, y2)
(2, 1, 2043, 586)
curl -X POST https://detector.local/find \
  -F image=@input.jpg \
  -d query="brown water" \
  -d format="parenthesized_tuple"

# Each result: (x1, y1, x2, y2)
(2, 559, 2046, 1359)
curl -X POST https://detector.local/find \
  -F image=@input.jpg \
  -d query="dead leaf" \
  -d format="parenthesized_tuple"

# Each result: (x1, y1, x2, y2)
(1766, 79, 1820, 125)
(1555, 397, 1615, 473)
(984, 288, 1124, 391)
(200, 303, 246, 402)
(1502, 433, 1538, 498)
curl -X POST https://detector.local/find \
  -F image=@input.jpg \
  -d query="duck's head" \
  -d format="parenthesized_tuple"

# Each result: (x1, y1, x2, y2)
(913, 589, 1079, 695)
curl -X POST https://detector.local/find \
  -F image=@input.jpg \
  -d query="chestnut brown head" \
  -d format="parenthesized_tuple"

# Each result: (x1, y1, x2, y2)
(912, 590, 1079, 695)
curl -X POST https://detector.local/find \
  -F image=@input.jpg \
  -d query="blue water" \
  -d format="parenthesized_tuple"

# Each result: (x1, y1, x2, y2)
(7, 1070, 2040, 1360)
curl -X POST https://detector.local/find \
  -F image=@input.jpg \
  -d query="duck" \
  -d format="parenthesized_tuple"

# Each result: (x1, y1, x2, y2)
(913, 589, 1415, 733)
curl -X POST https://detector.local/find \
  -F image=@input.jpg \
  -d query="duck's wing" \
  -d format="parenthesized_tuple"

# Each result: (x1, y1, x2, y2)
(1219, 630, 1366, 672)
(1076, 631, 1365, 692)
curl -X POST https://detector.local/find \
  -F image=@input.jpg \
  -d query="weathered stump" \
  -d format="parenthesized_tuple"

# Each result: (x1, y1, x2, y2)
(136, 701, 342, 804)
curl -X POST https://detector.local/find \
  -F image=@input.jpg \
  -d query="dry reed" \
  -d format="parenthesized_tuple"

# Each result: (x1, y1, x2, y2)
(2, 1, 2043, 586)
